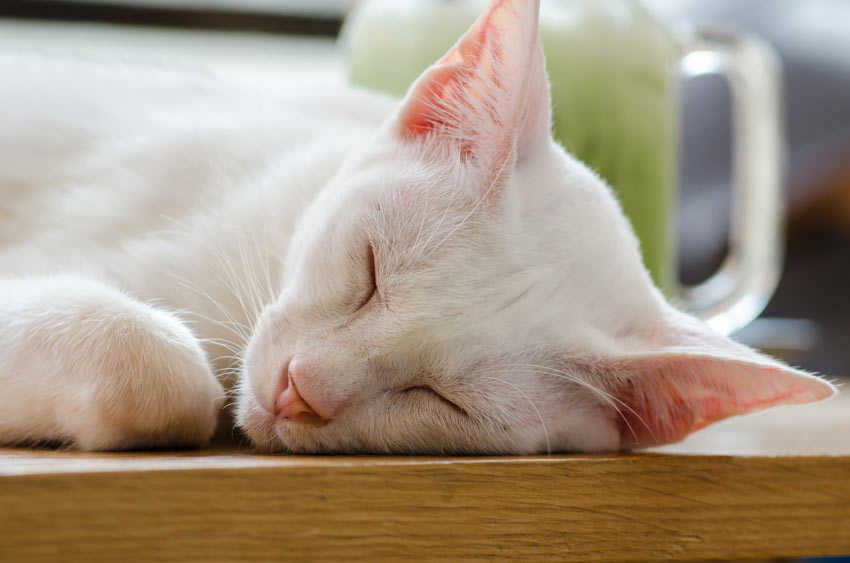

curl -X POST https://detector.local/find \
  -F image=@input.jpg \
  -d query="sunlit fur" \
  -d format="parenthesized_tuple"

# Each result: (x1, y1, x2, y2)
(0, 0, 835, 453)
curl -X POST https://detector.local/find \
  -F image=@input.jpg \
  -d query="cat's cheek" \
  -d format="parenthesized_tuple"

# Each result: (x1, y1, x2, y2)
(235, 387, 280, 451)
(552, 405, 622, 453)
(238, 385, 528, 455)
(241, 311, 294, 415)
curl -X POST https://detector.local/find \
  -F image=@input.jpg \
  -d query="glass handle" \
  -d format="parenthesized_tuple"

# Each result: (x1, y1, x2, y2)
(674, 28, 785, 335)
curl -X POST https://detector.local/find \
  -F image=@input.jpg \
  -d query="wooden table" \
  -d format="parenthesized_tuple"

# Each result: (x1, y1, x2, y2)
(2, 389, 848, 562)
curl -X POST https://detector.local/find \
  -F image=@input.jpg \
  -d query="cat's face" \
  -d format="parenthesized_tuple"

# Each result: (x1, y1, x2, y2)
(238, 136, 628, 453)
(236, 0, 834, 454)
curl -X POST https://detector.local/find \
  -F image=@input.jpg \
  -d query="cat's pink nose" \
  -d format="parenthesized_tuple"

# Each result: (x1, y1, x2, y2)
(273, 358, 326, 423)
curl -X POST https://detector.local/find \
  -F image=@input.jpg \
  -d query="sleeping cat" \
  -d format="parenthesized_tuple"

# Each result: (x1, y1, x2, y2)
(0, 0, 835, 454)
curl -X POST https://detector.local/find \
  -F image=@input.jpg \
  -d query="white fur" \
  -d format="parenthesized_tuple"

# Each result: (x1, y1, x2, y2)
(0, 51, 390, 448)
(0, 0, 835, 453)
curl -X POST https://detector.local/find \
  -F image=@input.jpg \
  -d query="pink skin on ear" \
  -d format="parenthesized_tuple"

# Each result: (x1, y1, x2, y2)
(399, 0, 513, 138)
(396, 0, 548, 167)
(612, 355, 836, 448)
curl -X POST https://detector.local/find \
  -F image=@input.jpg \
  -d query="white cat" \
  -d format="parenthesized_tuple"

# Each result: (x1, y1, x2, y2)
(0, 0, 835, 454)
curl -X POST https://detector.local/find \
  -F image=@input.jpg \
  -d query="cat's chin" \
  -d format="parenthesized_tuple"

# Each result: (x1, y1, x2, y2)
(240, 407, 543, 456)
(235, 393, 283, 453)
(236, 392, 333, 454)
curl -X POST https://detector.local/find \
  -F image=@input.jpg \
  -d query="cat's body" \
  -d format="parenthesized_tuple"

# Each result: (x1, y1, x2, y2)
(0, 0, 835, 454)
(0, 53, 394, 447)
(0, 52, 389, 311)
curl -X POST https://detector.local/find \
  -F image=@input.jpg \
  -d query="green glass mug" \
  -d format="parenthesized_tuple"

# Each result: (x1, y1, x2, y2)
(340, 0, 783, 335)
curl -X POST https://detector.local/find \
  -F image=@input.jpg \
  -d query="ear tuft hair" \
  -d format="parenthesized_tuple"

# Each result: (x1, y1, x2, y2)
(396, 0, 550, 173)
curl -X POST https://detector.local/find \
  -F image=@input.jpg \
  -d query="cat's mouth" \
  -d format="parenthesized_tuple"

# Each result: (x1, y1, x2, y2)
(277, 413, 330, 427)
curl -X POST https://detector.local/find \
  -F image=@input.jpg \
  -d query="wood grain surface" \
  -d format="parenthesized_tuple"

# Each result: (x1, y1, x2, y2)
(2, 453, 849, 562)
(1, 390, 848, 562)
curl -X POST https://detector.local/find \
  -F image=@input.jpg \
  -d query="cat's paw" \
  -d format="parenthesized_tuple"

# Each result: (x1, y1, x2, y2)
(0, 276, 225, 450)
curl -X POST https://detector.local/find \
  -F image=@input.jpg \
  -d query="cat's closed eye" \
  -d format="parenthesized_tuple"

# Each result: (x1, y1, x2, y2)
(354, 242, 378, 312)
(401, 386, 469, 417)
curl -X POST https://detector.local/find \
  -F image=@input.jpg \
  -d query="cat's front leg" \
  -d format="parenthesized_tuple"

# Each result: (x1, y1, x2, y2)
(0, 274, 224, 450)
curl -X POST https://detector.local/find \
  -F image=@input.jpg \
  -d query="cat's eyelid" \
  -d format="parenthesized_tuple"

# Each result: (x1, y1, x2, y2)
(402, 385, 469, 418)
(352, 241, 378, 313)
(366, 241, 377, 289)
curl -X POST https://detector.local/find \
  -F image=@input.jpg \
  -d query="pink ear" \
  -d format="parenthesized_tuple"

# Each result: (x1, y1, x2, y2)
(601, 317, 837, 448)
(397, 0, 550, 165)
(612, 353, 835, 448)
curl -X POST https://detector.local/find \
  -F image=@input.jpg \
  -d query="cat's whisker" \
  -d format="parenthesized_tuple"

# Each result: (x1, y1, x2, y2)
(182, 221, 267, 334)
(254, 181, 279, 308)
(209, 352, 245, 372)
(221, 397, 243, 411)
(257, 211, 278, 311)
(221, 380, 243, 396)
(235, 236, 262, 323)
(210, 354, 245, 365)
(161, 221, 257, 338)
(241, 228, 279, 325)
(494, 363, 646, 444)
(211, 247, 265, 326)
(244, 232, 274, 316)
(215, 233, 260, 331)
(165, 221, 282, 397)
(191, 314, 251, 339)
(498, 378, 551, 456)
(173, 279, 251, 342)
(197, 335, 243, 352)
(465, 359, 637, 441)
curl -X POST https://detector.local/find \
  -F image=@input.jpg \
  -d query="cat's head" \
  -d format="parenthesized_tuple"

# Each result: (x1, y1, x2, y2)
(236, 0, 835, 453)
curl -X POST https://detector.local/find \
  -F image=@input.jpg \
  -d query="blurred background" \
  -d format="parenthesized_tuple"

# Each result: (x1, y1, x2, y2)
(650, 0, 850, 379)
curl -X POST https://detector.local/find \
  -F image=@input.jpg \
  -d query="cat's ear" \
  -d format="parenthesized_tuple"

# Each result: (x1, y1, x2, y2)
(395, 0, 550, 172)
(600, 313, 836, 448)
